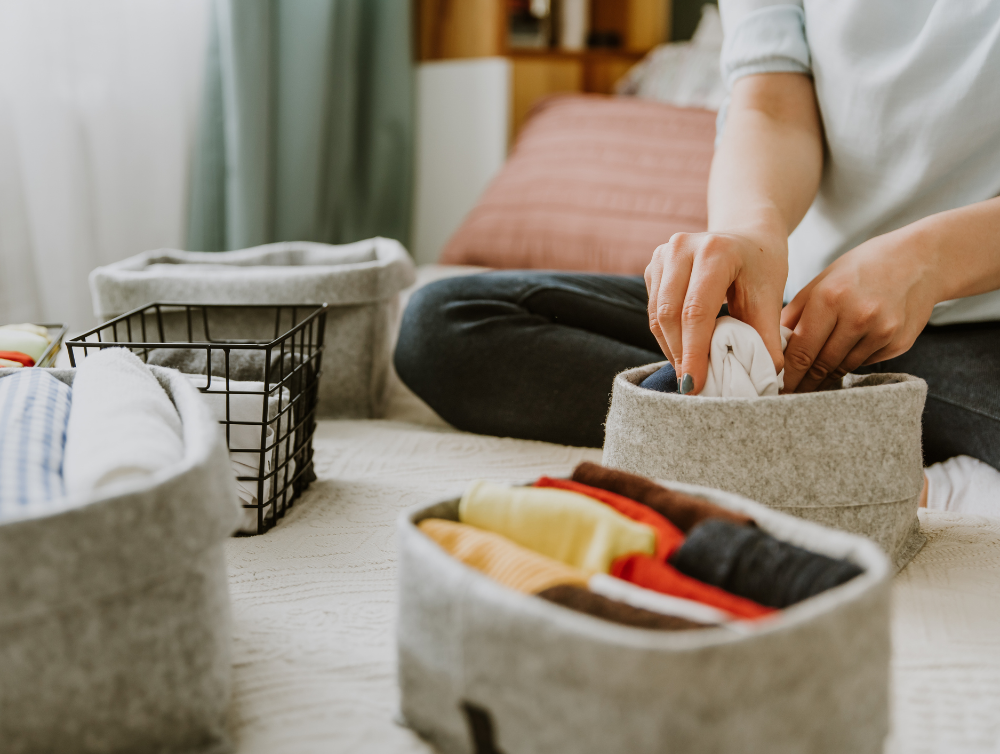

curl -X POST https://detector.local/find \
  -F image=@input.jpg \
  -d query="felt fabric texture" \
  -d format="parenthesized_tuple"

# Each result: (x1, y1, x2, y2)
(611, 554, 774, 620)
(536, 584, 710, 631)
(534, 476, 684, 560)
(398, 482, 892, 754)
(458, 480, 656, 574)
(418, 518, 588, 594)
(701, 316, 792, 398)
(63, 348, 184, 495)
(670, 520, 864, 609)
(603, 370, 928, 569)
(0, 370, 72, 518)
(0, 366, 241, 754)
(88, 237, 416, 419)
(572, 461, 754, 532)
(638, 361, 677, 393)
(588, 573, 731, 626)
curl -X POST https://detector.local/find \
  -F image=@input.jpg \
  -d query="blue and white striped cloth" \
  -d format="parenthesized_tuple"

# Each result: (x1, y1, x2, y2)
(0, 370, 72, 518)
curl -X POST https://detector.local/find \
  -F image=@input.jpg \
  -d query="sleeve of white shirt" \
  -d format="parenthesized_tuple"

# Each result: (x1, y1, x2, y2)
(715, 1, 812, 143)
(719, 1, 811, 89)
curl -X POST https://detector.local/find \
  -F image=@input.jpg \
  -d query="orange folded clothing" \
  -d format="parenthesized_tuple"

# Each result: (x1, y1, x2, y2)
(418, 518, 588, 594)
(611, 553, 775, 621)
(535, 476, 684, 561)
(0, 351, 35, 368)
(572, 461, 754, 532)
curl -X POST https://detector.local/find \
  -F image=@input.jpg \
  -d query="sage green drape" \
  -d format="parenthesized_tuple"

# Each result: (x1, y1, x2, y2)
(186, 0, 414, 251)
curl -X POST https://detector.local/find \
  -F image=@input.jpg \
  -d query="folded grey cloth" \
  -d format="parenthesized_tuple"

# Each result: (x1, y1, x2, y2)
(148, 346, 305, 386)
(669, 519, 863, 609)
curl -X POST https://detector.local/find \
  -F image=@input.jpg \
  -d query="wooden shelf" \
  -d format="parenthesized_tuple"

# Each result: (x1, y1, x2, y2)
(417, 0, 669, 140)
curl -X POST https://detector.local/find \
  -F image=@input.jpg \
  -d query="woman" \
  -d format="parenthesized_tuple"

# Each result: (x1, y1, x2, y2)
(395, 0, 1000, 469)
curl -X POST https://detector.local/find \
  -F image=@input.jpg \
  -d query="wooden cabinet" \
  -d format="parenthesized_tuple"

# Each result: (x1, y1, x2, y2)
(417, 0, 670, 140)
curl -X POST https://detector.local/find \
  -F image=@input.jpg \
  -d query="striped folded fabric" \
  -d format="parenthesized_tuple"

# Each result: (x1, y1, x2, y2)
(0, 370, 72, 519)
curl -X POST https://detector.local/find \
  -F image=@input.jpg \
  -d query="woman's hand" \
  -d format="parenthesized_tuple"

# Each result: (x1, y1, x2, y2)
(645, 229, 788, 394)
(780, 227, 942, 392)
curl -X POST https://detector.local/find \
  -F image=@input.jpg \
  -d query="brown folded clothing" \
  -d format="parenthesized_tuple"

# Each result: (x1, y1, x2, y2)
(572, 461, 754, 533)
(537, 584, 711, 631)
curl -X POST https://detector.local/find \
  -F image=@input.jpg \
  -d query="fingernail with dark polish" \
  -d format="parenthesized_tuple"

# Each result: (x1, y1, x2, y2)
(680, 373, 694, 394)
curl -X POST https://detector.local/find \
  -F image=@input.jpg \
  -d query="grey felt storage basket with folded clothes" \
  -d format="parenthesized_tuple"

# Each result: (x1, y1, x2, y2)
(397, 482, 892, 754)
(88, 237, 417, 418)
(0, 366, 240, 754)
(603, 367, 928, 570)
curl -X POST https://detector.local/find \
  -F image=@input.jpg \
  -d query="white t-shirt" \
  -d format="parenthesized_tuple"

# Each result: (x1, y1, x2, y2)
(719, 0, 1000, 325)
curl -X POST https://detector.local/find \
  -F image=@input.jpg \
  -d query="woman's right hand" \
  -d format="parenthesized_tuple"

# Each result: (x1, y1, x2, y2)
(644, 230, 788, 394)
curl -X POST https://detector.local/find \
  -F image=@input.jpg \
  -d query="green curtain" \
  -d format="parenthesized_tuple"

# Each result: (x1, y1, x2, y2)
(186, 0, 414, 252)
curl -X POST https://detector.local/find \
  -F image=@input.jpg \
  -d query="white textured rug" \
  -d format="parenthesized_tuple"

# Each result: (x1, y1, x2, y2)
(226, 417, 1000, 754)
(226, 265, 1000, 753)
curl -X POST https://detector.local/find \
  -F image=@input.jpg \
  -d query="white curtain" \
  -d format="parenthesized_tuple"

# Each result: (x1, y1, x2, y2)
(0, 0, 209, 332)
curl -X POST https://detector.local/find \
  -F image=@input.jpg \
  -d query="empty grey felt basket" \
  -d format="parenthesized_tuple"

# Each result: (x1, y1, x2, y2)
(397, 482, 892, 754)
(88, 237, 417, 418)
(0, 366, 241, 754)
(603, 367, 928, 569)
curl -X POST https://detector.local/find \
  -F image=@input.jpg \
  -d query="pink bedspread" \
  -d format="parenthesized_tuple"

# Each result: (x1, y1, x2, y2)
(440, 94, 717, 275)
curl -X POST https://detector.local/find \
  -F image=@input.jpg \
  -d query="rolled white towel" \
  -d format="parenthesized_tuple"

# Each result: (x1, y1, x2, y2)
(701, 316, 792, 398)
(63, 348, 184, 494)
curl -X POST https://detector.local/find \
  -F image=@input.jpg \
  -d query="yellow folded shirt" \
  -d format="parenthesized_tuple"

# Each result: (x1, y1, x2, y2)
(458, 480, 656, 574)
(419, 518, 588, 594)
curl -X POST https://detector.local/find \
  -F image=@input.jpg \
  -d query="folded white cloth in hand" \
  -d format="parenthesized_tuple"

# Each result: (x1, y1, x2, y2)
(925, 455, 1000, 517)
(701, 316, 793, 398)
(0, 370, 72, 519)
(63, 348, 184, 494)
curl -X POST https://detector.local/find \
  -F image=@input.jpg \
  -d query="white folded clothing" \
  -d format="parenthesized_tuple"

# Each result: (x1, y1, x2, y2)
(925, 455, 1000, 517)
(185, 375, 290, 451)
(588, 573, 732, 626)
(0, 370, 73, 519)
(702, 316, 792, 398)
(64, 348, 184, 494)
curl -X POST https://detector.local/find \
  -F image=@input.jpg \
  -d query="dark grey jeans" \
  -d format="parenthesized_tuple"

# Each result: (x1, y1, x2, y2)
(394, 271, 1000, 468)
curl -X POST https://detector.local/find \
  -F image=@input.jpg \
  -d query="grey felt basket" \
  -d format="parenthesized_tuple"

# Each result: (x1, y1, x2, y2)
(88, 237, 417, 418)
(603, 367, 928, 570)
(397, 483, 892, 754)
(0, 366, 241, 754)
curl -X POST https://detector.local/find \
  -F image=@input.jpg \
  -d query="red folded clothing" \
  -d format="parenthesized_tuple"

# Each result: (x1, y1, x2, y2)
(535, 476, 685, 560)
(0, 351, 34, 367)
(611, 553, 775, 621)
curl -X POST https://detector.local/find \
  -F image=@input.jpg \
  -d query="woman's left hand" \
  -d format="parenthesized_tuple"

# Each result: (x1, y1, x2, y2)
(780, 228, 942, 392)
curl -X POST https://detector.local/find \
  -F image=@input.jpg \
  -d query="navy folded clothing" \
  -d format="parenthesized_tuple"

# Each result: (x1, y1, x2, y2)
(639, 362, 678, 393)
(669, 519, 863, 608)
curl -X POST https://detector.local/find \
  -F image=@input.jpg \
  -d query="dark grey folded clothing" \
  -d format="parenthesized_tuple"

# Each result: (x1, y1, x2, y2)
(147, 347, 304, 385)
(669, 519, 863, 609)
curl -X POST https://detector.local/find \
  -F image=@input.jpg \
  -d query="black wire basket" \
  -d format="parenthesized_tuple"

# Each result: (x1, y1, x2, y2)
(67, 302, 328, 535)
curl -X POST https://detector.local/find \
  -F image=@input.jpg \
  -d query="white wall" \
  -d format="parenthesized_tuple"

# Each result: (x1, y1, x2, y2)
(410, 58, 510, 266)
